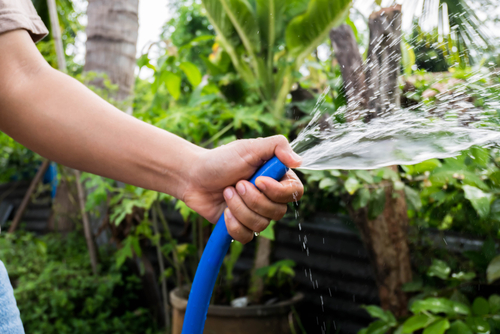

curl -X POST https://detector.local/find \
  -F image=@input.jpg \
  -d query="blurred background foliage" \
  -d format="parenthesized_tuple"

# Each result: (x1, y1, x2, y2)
(2, 0, 500, 333)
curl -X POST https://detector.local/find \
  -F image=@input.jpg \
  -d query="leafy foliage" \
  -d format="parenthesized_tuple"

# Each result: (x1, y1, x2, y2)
(0, 231, 158, 334)
(359, 257, 500, 334)
(200, 0, 351, 116)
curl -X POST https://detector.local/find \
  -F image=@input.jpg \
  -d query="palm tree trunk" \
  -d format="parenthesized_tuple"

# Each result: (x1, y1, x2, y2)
(84, 0, 139, 110)
(83, 0, 167, 324)
(330, 5, 412, 317)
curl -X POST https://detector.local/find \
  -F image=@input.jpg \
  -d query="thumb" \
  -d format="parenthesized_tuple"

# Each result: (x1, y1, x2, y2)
(247, 135, 302, 168)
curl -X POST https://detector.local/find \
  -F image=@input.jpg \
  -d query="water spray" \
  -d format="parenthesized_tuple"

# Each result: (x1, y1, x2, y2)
(182, 79, 500, 332)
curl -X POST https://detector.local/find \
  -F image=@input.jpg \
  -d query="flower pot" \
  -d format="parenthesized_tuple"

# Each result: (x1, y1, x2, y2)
(170, 287, 304, 334)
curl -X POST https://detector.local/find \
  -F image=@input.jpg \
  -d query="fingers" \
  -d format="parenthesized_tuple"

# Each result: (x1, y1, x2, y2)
(224, 208, 254, 244)
(235, 181, 288, 220)
(221, 168, 304, 244)
(255, 170, 304, 204)
(268, 135, 302, 169)
(236, 135, 302, 169)
(223, 186, 270, 243)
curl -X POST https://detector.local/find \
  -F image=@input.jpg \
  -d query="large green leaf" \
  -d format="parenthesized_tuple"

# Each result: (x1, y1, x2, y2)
(362, 305, 394, 323)
(260, 220, 276, 240)
(219, 0, 260, 56)
(466, 316, 490, 334)
(401, 41, 416, 76)
(447, 320, 473, 334)
(422, 318, 449, 334)
(162, 71, 181, 100)
(255, 0, 287, 100)
(201, 0, 255, 83)
(462, 185, 492, 219)
(179, 62, 202, 87)
(410, 298, 470, 316)
(223, 240, 243, 281)
(489, 294, 500, 314)
(285, 0, 351, 66)
(353, 188, 370, 210)
(472, 297, 490, 316)
(344, 177, 360, 195)
(402, 314, 439, 333)
(430, 168, 489, 191)
(487, 255, 500, 284)
(404, 186, 422, 210)
(427, 259, 451, 280)
(360, 320, 393, 334)
(256, 0, 286, 59)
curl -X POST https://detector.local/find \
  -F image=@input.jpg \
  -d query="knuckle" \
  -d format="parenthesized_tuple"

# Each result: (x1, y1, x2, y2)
(276, 135, 288, 144)
(248, 192, 261, 210)
(226, 220, 238, 235)
(296, 186, 304, 199)
(255, 218, 270, 232)
(229, 197, 245, 214)
(239, 230, 254, 244)
(273, 205, 287, 220)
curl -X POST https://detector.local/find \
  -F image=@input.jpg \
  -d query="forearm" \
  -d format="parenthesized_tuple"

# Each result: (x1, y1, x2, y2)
(0, 30, 202, 199)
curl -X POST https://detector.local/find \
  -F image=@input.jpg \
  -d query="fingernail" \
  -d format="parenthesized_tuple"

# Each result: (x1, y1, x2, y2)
(236, 183, 246, 196)
(225, 208, 233, 219)
(257, 179, 267, 191)
(224, 188, 234, 200)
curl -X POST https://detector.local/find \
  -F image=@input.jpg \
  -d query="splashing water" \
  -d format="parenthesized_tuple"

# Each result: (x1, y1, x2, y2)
(291, 76, 500, 170)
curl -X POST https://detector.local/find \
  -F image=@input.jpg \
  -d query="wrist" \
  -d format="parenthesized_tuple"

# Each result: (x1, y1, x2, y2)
(174, 141, 206, 200)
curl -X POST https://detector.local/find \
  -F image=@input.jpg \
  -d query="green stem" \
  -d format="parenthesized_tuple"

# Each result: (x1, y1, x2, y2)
(151, 205, 171, 331)
(201, 123, 234, 148)
(155, 201, 183, 286)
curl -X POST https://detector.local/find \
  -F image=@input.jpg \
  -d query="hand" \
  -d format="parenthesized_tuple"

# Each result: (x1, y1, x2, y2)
(182, 135, 304, 243)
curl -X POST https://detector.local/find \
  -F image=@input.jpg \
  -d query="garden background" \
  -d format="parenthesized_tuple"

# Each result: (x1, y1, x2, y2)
(2, 0, 500, 333)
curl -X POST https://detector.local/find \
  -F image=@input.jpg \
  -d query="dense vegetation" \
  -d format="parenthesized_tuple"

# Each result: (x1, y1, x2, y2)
(2, 0, 500, 333)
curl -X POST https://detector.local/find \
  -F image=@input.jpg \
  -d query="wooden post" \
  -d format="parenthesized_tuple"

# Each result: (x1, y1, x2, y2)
(8, 160, 50, 233)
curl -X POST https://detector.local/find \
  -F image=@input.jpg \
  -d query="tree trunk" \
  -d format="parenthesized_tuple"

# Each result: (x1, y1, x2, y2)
(365, 6, 403, 115)
(83, 0, 166, 324)
(330, 5, 412, 317)
(84, 0, 139, 110)
(346, 174, 412, 317)
(329, 24, 371, 117)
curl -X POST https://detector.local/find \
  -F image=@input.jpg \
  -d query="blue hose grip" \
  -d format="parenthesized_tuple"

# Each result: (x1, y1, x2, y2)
(181, 156, 288, 334)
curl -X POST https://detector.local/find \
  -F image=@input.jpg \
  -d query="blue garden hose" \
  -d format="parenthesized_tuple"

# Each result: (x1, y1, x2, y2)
(181, 156, 288, 334)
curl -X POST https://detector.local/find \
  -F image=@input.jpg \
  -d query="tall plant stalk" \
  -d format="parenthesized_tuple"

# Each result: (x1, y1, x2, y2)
(152, 205, 171, 331)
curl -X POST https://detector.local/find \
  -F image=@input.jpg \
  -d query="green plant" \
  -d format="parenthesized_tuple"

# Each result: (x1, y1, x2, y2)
(200, 0, 352, 117)
(32, 0, 85, 74)
(255, 259, 296, 293)
(359, 256, 500, 334)
(0, 231, 158, 334)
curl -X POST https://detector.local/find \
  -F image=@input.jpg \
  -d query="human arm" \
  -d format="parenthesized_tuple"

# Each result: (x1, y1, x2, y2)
(0, 29, 303, 242)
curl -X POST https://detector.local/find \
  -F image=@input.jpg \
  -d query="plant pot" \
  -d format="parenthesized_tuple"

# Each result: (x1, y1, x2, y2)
(170, 287, 304, 334)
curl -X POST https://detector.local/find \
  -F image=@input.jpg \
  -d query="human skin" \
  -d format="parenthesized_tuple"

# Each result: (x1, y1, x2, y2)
(0, 30, 304, 243)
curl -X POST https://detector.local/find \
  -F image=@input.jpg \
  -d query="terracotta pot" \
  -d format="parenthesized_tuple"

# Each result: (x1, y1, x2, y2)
(170, 287, 304, 334)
